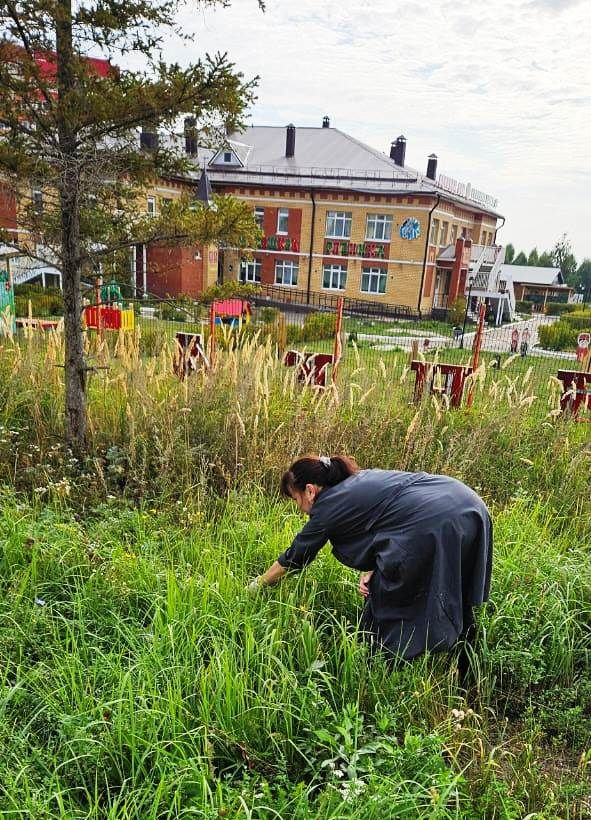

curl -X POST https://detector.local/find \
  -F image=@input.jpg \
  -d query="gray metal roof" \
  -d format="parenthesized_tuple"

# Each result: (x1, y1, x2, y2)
(501, 264, 568, 287)
(198, 126, 501, 217)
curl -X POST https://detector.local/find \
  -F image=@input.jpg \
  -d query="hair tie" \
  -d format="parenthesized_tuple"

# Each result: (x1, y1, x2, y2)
(319, 455, 331, 468)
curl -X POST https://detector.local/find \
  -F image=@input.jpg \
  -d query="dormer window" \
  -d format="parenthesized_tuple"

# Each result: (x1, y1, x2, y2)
(223, 152, 232, 163)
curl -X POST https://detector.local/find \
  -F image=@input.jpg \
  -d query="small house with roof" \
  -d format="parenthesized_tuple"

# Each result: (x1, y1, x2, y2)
(500, 264, 574, 306)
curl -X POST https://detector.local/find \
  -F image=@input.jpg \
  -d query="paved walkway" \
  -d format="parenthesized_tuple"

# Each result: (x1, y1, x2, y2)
(362, 314, 576, 360)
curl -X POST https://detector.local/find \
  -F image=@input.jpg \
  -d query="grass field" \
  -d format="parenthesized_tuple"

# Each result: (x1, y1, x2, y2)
(0, 328, 590, 817)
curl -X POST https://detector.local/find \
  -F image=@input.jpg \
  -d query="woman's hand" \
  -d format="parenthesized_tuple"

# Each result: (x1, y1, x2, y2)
(359, 571, 374, 598)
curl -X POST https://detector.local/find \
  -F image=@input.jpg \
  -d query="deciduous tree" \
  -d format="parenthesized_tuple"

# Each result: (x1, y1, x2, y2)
(0, 0, 261, 450)
(552, 233, 577, 284)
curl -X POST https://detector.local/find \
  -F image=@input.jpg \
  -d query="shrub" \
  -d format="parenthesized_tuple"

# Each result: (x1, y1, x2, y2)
(14, 284, 64, 317)
(537, 321, 579, 350)
(447, 296, 466, 326)
(286, 323, 303, 345)
(301, 311, 336, 341)
(544, 301, 579, 316)
(560, 312, 591, 332)
(259, 306, 279, 324)
(515, 301, 533, 315)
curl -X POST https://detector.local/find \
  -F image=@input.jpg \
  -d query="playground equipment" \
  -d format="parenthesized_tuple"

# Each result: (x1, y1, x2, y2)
(0, 266, 16, 335)
(173, 331, 208, 378)
(83, 279, 134, 332)
(557, 369, 591, 421)
(410, 361, 473, 408)
(213, 298, 252, 328)
(283, 350, 335, 387)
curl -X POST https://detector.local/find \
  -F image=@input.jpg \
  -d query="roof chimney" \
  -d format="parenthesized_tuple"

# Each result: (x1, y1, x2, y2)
(285, 123, 296, 158)
(390, 135, 406, 166)
(426, 153, 438, 180)
(140, 125, 158, 152)
(184, 117, 197, 155)
(322, 115, 330, 128)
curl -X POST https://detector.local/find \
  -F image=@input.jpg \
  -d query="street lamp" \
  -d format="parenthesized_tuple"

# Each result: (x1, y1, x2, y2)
(460, 275, 475, 349)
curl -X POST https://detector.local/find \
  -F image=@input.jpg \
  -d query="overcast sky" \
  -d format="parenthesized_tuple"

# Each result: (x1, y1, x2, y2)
(165, 0, 590, 262)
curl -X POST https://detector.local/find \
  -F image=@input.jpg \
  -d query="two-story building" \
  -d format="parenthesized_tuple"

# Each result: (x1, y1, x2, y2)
(159, 121, 506, 315)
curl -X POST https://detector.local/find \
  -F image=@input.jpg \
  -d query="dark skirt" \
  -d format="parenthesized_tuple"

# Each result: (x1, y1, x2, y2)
(360, 569, 478, 661)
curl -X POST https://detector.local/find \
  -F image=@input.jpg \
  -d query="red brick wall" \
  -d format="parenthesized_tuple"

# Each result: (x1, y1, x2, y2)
(146, 244, 204, 298)
(0, 184, 17, 231)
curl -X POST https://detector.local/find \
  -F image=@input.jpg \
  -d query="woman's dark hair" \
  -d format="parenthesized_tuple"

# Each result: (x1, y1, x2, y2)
(280, 454, 360, 497)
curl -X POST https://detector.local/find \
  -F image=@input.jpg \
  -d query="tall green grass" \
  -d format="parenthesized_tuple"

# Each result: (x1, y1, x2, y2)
(0, 494, 590, 818)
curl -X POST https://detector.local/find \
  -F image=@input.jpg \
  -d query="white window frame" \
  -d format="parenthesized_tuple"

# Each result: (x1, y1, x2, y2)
(325, 211, 352, 239)
(254, 207, 265, 229)
(147, 196, 156, 216)
(240, 258, 261, 283)
(439, 221, 448, 246)
(277, 208, 289, 235)
(361, 266, 387, 295)
(430, 218, 439, 244)
(365, 213, 392, 242)
(223, 151, 232, 163)
(275, 259, 298, 287)
(322, 264, 347, 291)
(450, 224, 458, 243)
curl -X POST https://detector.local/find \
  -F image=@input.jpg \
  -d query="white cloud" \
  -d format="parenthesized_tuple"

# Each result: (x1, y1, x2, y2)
(148, 0, 591, 260)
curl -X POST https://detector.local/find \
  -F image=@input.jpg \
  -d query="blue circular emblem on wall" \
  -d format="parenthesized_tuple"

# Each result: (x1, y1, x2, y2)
(400, 217, 421, 240)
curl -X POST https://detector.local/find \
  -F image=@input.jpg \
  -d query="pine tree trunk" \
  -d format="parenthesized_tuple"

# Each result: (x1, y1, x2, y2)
(56, 0, 86, 451)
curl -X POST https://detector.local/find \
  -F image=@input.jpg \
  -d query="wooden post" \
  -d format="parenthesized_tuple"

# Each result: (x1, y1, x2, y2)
(332, 296, 345, 383)
(208, 301, 216, 367)
(409, 339, 419, 364)
(275, 311, 287, 357)
(466, 302, 486, 408)
(95, 276, 103, 343)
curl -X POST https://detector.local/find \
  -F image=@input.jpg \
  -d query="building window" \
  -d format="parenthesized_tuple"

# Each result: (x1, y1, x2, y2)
(240, 258, 261, 283)
(450, 224, 458, 243)
(32, 189, 43, 214)
(361, 266, 387, 295)
(323, 264, 347, 290)
(277, 208, 289, 235)
(223, 151, 232, 163)
(275, 259, 298, 286)
(439, 221, 448, 245)
(147, 196, 156, 216)
(325, 211, 352, 239)
(254, 207, 264, 229)
(430, 218, 439, 244)
(365, 214, 392, 241)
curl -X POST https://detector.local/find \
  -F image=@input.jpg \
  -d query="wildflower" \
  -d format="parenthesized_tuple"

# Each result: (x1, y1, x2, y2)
(34, 598, 46, 607)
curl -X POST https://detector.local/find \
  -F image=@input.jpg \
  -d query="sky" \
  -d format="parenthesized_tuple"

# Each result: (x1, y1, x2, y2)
(160, 0, 591, 262)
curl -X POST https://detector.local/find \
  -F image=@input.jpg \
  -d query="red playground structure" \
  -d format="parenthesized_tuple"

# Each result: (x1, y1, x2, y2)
(173, 331, 208, 378)
(410, 361, 473, 408)
(556, 369, 591, 421)
(283, 350, 335, 387)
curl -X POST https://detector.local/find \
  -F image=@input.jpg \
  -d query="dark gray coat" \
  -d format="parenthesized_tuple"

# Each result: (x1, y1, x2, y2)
(277, 469, 492, 659)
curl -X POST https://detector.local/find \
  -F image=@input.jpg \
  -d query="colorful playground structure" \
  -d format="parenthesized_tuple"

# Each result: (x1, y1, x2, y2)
(213, 298, 252, 328)
(0, 266, 16, 335)
(83, 280, 135, 332)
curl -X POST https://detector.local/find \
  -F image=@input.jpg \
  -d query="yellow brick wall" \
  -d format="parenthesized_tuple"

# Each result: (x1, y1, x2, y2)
(217, 190, 499, 311)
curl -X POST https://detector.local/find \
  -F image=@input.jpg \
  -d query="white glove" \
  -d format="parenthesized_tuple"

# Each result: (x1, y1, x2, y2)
(247, 577, 262, 592)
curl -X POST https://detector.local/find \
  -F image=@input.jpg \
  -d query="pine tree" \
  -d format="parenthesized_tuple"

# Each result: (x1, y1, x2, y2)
(0, 0, 262, 450)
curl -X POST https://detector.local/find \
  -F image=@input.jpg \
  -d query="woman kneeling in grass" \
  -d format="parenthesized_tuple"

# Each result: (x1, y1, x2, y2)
(252, 455, 492, 662)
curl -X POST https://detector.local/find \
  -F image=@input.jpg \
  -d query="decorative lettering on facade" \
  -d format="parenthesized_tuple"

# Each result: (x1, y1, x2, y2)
(437, 174, 498, 210)
(324, 240, 386, 259)
(257, 235, 300, 252)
